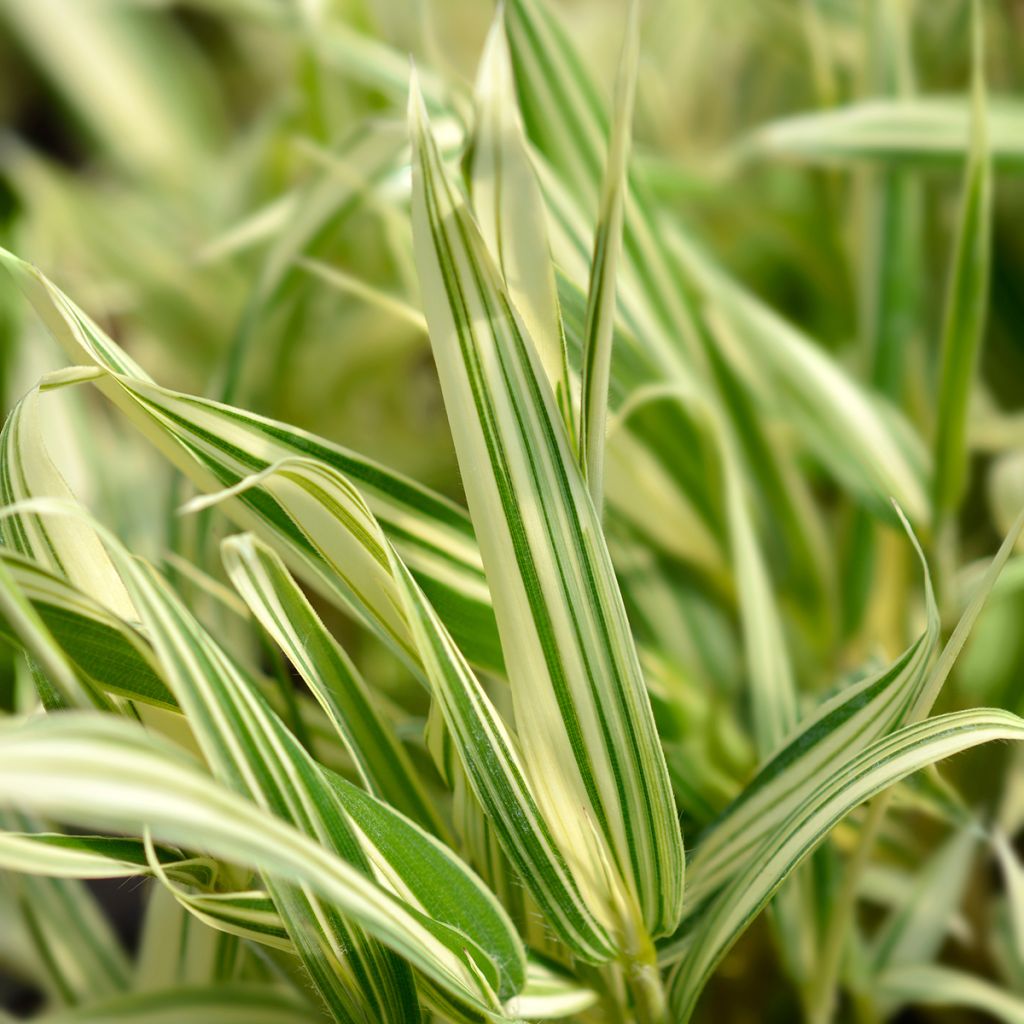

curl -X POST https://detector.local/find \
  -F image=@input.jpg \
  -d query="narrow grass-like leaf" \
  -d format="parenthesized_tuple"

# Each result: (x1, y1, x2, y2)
(0, 712, 519, 1019)
(142, 850, 291, 953)
(0, 546, 103, 711)
(323, 770, 524, 998)
(0, 253, 501, 669)
(669, 233, 931, 523)
(506, 0, 929, 527)
(724, 440, 798, 759)
(0, 388, 134, 619)
(658, 526, 939, 958)
(504, 956, 597, 1019)
(101, 529, 523, 1016)
(469, 9, 572, 438)
(870, 825, 976, 972)
(577, 2, 638, 512)
(220, 533, 443, 836)
(667, 708, 1024, 1021)
(4, 862, 131, 1007)
(744, 97, 1024, 170)
(384, 545, 616, 963)
(0, 824, 206, 882)
(994, 830, 1024, 972)
(186, 453, 618, 964)
(0, 547, 173, 710)
(0, 0, 213, 176)
(106, 563, 424, 1024)
(861, 0, 921, 399)
(932, 5, 993, 517)
(410, 75, 684, 945)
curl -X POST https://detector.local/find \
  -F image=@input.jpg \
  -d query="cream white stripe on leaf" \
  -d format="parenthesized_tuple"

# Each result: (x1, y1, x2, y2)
(0, 388, 134, 620)
(503, 0, 930, 526)
(503, 12, 835, 633)
(744, 97, 1024, 170)
(195, 462, 615, 963)
(0, 819, 209, 884)
(577, 1, 638, 513)
(666, 708, 1024, 1021)
(875, 963, 1024, 1023)
(106, 543, 526, 1019)
(0, 245, 501, 672)
(661, 503, 1024, 967)
(385, 551, 616, 963)
(469, 9, 573, 443)
(410, 75, 684, 945)
(0, 812, 132, 1007)
(221, 532, 444, 838)
(0, 547, 103, 711)
(0, 709, 526, 1020)
(0, 495, 520, 1019)
(658, 523, 940, 961)
(103, 556, 425, 1024)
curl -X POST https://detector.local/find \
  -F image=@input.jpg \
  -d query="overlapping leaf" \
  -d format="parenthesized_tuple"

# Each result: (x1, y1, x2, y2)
(410, 73, 684, 946)
(667, 708, 1024, 1020)
(0, 705, 519, 1020)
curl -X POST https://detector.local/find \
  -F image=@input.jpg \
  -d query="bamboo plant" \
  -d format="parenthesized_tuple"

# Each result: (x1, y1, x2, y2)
(0, 0, 1023, 1021)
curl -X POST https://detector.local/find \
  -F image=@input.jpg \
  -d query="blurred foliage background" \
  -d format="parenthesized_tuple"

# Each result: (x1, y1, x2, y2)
(2, 0, 1024, 1021)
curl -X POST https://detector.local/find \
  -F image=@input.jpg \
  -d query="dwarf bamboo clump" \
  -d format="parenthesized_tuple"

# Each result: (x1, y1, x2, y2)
(0, 1, 1021, 1022)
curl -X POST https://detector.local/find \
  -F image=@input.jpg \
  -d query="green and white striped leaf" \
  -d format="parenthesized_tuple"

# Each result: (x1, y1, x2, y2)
(2, 865, 131, 1006)
(143, 858, 291, 953)
(658, 524, 939, 961)
(0, 543, 107, 712)
(505, 956, 598, 1020)
(468, 10, 572, 438)
(384, 537, 615, 963)
(577, 2, 638, 511)
(0, 711, 518, 1020)
(725, 442, 798, 760)
(870, 825, 977, 975)
(133, 883, 241, 993)
(859, 0, 921, 400)
(744, 97, 1024, 170)
(0, 823, 208, 883)
(0, 386, 134, 620)
(994, 829, 1024, 974)
(665, 498, 1024, 974)
(107, 558, 425, 1024)
(668, 233, 931, 524)
(0, 249, 501, 670)
(501, 0, 929, 528)
(667, 708, 1024, 1021)
(0, 547, 173, 710)
(502, 0, 929, 526)
(185, 458, 616, 964)
(501, 0, 841, 642)
(410, 74, 684, 947)
(220, 532, 443, 836)
(96, 523, 524, 1017)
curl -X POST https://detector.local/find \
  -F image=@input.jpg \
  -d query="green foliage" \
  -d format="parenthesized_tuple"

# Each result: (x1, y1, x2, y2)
(0, 1, 1022, 1022)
